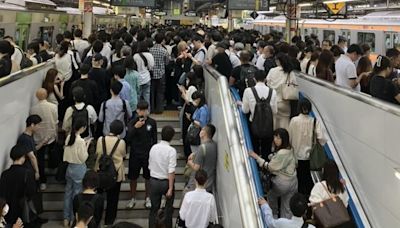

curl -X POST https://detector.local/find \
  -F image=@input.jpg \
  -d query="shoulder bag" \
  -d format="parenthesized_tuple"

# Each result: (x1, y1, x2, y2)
(281, 72, 299, 100)
(309, 118, 328, 171)
(183, 144, 206, 179)
(186, 123, 201, 146)
(312, 183, 350, 227)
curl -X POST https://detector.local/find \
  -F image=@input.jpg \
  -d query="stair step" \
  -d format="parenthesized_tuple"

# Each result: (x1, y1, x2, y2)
(41, 218, 178, 227)
(42, 182, 185, 193)
(42, 199, 182, 211)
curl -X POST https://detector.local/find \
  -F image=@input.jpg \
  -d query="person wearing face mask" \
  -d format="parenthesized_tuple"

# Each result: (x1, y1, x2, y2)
(0, 145, 36, 227)
(250, 128, 298, 219)
(369, 55, 400, 105)
(0, 198, 23, 228)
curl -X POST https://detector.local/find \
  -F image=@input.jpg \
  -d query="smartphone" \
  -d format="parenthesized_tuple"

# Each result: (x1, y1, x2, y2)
(138, 115, 145, 121)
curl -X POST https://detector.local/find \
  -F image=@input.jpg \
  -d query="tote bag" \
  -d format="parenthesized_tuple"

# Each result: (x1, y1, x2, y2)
(281, 72, 299, 100)
(309, 118, 328, 171)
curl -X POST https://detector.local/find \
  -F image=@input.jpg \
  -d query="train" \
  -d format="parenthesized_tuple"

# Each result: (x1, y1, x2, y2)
(0, 3, 127, 50)
(251, 11, 400, 59)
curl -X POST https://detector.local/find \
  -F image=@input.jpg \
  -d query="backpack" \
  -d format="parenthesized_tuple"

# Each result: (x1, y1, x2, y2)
(16, 47, 33, 69)
(263, 57, 276, 75)
(250, 87, 273, 139)
(237, 65, 258, 93)
(71, 104, 89, 137)
(98, 137, 121, 190)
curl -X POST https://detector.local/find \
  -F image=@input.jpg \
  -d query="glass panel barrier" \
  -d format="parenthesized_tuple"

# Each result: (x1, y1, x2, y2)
(0, 61, 55, 172)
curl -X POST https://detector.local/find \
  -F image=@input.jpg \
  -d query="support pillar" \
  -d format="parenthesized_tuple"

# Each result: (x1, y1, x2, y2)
(286, 0, 299, 43)
(82, 0, 93, 38)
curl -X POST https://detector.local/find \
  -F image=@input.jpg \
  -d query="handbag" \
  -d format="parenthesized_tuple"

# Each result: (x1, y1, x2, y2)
(19, 171, 38, 224)
(183, 144, 206, 180)
(312, 183, 351, 227)
(186, 123, 201, 145)
(309, 118, 328, 171)
(261, 163, 274, 193)
(281, 72, 299, 100)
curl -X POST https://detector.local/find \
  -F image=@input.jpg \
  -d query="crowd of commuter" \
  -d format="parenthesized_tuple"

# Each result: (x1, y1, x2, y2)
(0, 21, 395, 228)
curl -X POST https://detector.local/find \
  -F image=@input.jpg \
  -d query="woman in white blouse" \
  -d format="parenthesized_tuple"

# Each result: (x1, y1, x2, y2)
(133, 41, 154, 107)
(288, 98, 327, 195)
(63, 119, 90, 227)
(305, 52, 319, 77)
(267, 53, 297, 130)
(309, 160, 349, 207)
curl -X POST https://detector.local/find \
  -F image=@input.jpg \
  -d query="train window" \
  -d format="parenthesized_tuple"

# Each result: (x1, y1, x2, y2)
(323, 30, 335, 43)
(340, 30, 351, 44)
(393, 34, 400, 49)
(358, 32, 375, 52)
(385, 34, 392, 49)
(0, 29, 4, 39)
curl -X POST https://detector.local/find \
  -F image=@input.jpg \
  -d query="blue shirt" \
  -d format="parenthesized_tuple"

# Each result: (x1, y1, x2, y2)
(124, 70, 140, 111)
(99, 97, 132, 138)
(118, 79, 132, 102)
(192, 104, 210, 127)
(261, 203, 315, 228)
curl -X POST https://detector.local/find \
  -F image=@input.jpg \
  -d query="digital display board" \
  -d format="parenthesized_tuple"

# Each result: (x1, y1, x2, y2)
(111, 0, 156, 7)
(228, 0, 269, 10)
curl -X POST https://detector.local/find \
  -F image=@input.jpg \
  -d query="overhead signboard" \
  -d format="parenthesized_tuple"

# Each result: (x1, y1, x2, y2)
(228, 0, 269, 10)
(326, 2, 346, 14)
(111, 0, 156, 7)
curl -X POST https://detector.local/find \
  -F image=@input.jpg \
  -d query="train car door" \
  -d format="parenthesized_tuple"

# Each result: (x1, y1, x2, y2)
(15, 25, 30, 50)
(38, 26, 54, 44)
(339, 30, 351, 44)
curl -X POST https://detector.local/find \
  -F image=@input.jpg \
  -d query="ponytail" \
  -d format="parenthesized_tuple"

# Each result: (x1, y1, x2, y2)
(66, 118, 87, 146)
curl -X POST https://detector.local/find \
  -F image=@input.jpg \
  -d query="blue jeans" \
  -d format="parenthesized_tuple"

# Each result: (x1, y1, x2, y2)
(139, 82, 151, 108)
(63, 163, 86, 221)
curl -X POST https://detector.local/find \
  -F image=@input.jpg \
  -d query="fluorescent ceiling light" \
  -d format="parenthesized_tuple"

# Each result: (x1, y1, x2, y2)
(299, 3, 312, 7)
(323, 0, 356, 4)
(395, 168, 400, 180)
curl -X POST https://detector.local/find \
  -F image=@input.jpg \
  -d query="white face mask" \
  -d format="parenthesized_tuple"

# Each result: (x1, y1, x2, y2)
(2, 204, 9, 217)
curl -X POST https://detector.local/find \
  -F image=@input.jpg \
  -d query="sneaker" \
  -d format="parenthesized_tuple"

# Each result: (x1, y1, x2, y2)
(145, 197, 151, 209)
(40, 183, 47, 191)
(63, 219, 69, 227)
(126, 198, 136, 209)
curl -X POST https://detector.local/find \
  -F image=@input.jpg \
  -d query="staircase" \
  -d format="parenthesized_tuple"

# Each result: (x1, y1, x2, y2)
(42, 111, 185, 227)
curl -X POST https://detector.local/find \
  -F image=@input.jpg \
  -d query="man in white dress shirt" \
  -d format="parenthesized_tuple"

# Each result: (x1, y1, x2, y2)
(241, 70, 277, 159)
(179, 170, 217, 228)
(148, 126, 176, 228)
(259, 193, 315, 228)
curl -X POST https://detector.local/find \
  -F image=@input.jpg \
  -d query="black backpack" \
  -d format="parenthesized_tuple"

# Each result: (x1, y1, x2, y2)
(251, 87, 273, 139)
(71, 104, 89, 137)
(98, 137, 121, 190)
(263, 57, 277, 76)
(16, 47, 33, 69)
(238, 65, 258, 93)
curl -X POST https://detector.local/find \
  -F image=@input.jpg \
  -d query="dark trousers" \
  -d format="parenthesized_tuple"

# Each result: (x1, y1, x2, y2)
(165, 69, 179, 105)
(251, 132, 272, 160)
(297, 160, 314, 196)
(104, 182, 122, 225)
(37, 142, 56, 183)
(149, 178, 174, 228)
(150, 77, 166, 113)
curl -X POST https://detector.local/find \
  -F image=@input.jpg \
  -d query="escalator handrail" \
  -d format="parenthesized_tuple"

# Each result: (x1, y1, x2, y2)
(230, 88, 266, 227)
(0, 60, 54, 87)
(295, 71, 400, 117)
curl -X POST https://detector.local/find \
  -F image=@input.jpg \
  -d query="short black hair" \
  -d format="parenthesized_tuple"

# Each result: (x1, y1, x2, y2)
(161, 126, 175, 142)
(77, 202, 94, 223)
(137, 100, 149, 110)
(27, 42, 40, 54)
(74, 29, 83, 38)
(386, 48, 400, 59)
(191, 91, 206, 107)
(124, 56, 137, 71)
(10, 144, 28, 161)
(82, 170, 99, 189)
(154, 33, 165, 44)
(26, 114, 42, 127)
(80, 64, 91, 75)
(110, 81, 123, 95)
(298, 98, 312, 114)
(289, 193, 308, 217)
(110, 120, 124, 135)
(254, 70, 266, 82)
(72, 86, 86, 103)
(195, 169, 208, 186)
(331, 45, 344, 57)
(63, 31, 73, 40)
(123, 34, 133, 45)
(92, 40, 104, 53)
(347, 44, 363, 55)
(113, 65, 126, 79)
(192, 34, 204, 43)
(204, 124, 216, 138)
